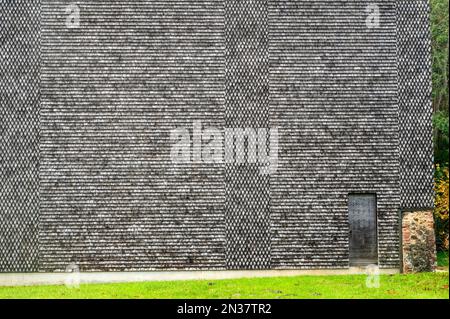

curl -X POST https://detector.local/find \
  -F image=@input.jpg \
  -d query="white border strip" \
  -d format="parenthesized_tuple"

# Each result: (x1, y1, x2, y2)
(0, 268, 399, 287)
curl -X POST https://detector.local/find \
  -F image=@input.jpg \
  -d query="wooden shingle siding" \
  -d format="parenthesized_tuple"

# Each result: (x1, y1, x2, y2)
(224, 1, 271, 270)
(0, 1, 433, 271)
(0, 0, 40, 272)
(40, 1, 226, 271)
(269, 0, 400, 269)
(397, 0, 434, 210)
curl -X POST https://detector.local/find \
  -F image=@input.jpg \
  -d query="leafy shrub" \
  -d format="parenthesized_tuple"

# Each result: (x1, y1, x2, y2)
(431, 0, 449, 114)
(433, 111, 449, 166)
(434, 165, 449, 250)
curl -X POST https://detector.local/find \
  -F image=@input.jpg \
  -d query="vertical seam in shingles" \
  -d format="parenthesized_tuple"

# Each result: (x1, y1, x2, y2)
(267, 0, 272, 269)
(38, 0, 42, 273)
(394, 0, 401, 266)
(224, 0, 271, 270)
(398, 0, 434, 210)
(0, 0, 40, 272)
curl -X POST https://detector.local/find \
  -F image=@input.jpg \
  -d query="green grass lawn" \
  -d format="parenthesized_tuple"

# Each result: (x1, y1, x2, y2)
(0, 272, 448, 299)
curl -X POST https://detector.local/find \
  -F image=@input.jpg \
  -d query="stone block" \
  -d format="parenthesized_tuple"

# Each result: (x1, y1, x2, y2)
(402, 211, 437, 273)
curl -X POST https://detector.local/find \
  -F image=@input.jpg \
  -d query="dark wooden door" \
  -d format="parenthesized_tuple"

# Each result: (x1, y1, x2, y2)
(348, 194, 378, 266)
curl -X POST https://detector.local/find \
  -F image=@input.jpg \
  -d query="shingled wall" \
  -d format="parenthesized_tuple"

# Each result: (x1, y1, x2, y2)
(397, 0, 434, 210)
(0, 1, 433, 272)
(40, 0, 227, 271)
(269, 0, 400, 269)
(0, 0, 40, 272)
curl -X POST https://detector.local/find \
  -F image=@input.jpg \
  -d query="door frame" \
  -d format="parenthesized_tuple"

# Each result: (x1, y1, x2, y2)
(348, 193, 379, 267)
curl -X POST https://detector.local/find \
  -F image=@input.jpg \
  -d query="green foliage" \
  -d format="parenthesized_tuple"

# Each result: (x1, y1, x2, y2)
(431, 1, 449, 250)
(431, 0, 449, 113)
(434, 165, 449, 250)
(431, 0, 449, 166)
(433, 111, 449, 165)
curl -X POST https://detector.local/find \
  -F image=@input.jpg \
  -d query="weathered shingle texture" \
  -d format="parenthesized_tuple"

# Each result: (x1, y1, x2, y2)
(0, 0, 40, 272)
(270, 0, 400, 269)
(0, 1, 433, 271)
(397, 0, 434, 209)
(225, 0, 271, 269)
(40, 0, 226, 271)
